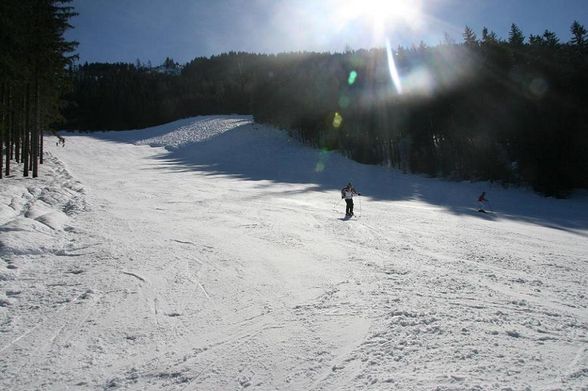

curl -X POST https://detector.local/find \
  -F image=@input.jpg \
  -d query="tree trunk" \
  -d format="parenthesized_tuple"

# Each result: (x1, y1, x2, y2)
(39, 127, 44, 165)
(6, 85, 12, 176)
(23, 84, 30, 177)
(32, 80, 39, 177)
(1, 82, 5, 179)
(15, 91, 22, 163)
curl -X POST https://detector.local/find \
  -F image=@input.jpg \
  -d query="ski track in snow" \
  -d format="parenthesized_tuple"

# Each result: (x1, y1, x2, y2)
(0, 115, 587, 390)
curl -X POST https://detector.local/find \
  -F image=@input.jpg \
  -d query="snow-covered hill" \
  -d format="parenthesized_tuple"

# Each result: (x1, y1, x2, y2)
(1, 115, 587, 390)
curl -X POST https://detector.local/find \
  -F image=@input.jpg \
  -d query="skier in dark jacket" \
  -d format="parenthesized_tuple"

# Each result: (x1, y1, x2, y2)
(478, 192, 488, 212)
(341, 183, 360, 216)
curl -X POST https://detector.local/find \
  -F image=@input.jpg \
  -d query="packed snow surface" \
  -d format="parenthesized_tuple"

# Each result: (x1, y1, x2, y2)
(1, 115, 587, 390)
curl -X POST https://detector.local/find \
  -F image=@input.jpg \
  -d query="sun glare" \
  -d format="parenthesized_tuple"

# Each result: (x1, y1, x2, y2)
(337, 0, 423, 30)
(328, 0, 428, 95)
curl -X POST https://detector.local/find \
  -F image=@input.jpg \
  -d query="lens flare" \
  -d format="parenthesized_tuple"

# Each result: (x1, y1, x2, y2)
(315, 161, 326, 172)
(529, 78, 548, 98)
(386, 39, 403, 94)
(403, 66, 435, 96)
(315, 150, 330, 173)
(333, 112, 343, 128)
(348, 70, 358, 85)
(338, 95, 351, 108)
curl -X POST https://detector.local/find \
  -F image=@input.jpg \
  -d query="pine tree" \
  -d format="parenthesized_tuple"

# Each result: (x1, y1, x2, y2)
(481, 27, 499, 46)
(529, 34, 542, 46)
(570, 20, 587, 47)
(508, 23, 525, 46)
(463, 26, 478, 47)
(542, 30, 560, 47)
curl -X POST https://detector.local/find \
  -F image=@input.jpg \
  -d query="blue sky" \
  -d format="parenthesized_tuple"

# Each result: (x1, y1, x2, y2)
(67, 0, 588, 65)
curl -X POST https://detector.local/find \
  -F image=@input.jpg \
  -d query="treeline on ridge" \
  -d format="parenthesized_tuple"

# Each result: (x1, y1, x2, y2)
(64, 23, 588, 197)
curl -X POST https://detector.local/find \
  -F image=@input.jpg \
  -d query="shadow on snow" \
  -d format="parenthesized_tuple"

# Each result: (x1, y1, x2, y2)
(68, 116, 588, 235)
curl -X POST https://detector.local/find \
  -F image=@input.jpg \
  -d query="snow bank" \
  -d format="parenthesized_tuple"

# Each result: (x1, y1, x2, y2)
(0, 155, 86, 260)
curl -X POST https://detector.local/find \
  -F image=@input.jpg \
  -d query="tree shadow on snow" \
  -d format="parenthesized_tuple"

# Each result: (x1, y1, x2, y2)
(70, 117, 588, 235)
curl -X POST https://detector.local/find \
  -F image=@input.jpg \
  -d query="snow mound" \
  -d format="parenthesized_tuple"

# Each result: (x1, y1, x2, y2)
(136, 116, 252, 149)
(89, 115, 254, 149)
(33, 210, 69, 231)
(0, 154, 86, 257)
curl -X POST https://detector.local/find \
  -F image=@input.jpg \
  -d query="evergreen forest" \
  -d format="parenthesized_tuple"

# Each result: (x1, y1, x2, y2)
(0, 0, 77, 179)
(1, 2, 587, 197)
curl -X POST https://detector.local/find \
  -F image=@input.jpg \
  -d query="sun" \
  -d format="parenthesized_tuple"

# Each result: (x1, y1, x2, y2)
(363, 0, 421, 24)
(336, 0, 423, 29)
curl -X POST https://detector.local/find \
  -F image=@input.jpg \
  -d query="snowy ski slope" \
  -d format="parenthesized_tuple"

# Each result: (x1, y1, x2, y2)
(1, 115, 587, 390)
